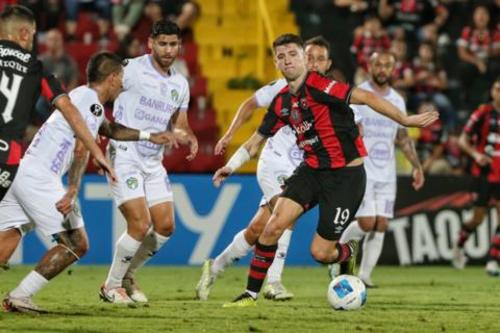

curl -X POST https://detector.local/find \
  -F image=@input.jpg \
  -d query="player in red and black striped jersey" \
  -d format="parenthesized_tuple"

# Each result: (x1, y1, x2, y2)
(213, 33, 438, 307)
(0, 5, 116, 273)
(452, 77, 500, 276)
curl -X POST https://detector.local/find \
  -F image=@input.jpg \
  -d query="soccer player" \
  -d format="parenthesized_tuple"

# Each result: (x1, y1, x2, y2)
(213, 34, 438, 307)
(196, 36, 334, 302)
(1, 52, 178, 313)
(100, 19, 198, 304)
(452, 77, 500, 276)
(333, 52, 425, 288)
(0, 5, 116, 270)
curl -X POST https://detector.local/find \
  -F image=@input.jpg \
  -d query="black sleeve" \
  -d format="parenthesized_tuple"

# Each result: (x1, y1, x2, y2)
(40, 70, 66, 105)
(257, 96, 286, 137)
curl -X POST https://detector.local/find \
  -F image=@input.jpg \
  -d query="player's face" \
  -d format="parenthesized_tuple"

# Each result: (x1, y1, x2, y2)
(491, 82, 500, 104)
(305, 44, 331, 75)
(369, 54, 395, 87)
(149, 34, 180, 70)
(274, 43, 306, 81)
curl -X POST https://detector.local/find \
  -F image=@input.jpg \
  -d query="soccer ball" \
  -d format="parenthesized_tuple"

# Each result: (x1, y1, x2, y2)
(327, 275, 367, 311)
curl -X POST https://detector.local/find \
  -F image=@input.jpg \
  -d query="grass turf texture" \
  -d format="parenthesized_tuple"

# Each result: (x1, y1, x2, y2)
(0, 266, 498, 333)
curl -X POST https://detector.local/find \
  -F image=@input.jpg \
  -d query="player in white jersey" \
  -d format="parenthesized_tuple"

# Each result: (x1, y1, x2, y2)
(0, 53, 178, 313)
(333, 52, 425, 287)
(100, 20, 198, 304)
(195, 36, 334, 301)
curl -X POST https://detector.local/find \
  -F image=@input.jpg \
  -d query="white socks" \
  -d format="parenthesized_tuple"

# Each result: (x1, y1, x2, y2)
(105, 232, 142, 289)
(340, 220, 366, 244)
(127, 228, 170, 277)
(358, 231, 385, 281)
(267, 229, 292, 284)
(10, 271, 48, 298)
(212, 229, 252, 276)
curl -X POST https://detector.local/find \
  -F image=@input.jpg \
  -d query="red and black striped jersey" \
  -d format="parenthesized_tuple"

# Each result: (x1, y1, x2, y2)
(258, 71, 367, 169)
(463, 103, 500, 182)
(0, 40, 65, 165)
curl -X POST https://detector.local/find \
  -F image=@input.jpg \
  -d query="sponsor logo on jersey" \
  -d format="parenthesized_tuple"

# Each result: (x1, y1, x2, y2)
(293, 121, 312, 134)
(368, 141, 392, 168)
(298, 136, 319, 148)
(291, 109, 301, 122)
(126, 177, 138, 190)
(90, 104, 103, 117)
(280, 108, 289, 117)
(171, 89, 179, 102)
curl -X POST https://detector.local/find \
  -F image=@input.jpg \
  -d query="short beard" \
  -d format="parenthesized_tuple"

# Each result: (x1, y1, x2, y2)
(373, 75, 390, 87)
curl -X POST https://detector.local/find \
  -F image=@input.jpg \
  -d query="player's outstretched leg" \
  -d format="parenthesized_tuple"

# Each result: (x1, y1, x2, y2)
(263, 229, 294, 301)
(223, 198, 302, 308)
(196, 206, 270, 301)
(3, 228, 88, 313)
(102, 198, 151, 304)
(123, 201, 173, 303)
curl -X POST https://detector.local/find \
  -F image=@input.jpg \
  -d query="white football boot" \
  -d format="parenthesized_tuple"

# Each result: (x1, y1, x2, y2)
(99, 285, 134, 304)
(122, 275, 148, 303)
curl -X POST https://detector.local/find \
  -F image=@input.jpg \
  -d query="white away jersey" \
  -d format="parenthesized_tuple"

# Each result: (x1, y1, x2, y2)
(351, 81, 406, 182)
(24, 85, 105, 176)
(255, 79, 303, 166)
(112, 54, 189, 167)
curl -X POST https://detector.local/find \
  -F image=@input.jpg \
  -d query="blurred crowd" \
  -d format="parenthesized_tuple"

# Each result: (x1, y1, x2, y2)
(292, 0, 499, 175)
(1, 0, 498, 176)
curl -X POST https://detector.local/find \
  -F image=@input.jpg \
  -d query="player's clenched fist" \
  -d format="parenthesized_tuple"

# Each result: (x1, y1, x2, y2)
(212, 166, 233, 187)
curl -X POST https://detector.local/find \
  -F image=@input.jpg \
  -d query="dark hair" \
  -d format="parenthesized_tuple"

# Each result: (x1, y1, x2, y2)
(272, 33, 304, 50)
(305, 36, 330, 55)
(87, 52, 124, 83)
(0, 5, 35, 24)
(151, 19, 181, 38)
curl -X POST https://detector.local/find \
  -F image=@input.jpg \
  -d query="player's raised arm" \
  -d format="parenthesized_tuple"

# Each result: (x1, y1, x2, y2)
(54, 95, 116, 181)
(212, 131, 267, 187)
(350, 87, 439, 128)
(215, 96, 259, 155)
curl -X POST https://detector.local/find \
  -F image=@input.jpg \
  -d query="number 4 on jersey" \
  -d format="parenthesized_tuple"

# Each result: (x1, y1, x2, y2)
(0, 71, 23, 124)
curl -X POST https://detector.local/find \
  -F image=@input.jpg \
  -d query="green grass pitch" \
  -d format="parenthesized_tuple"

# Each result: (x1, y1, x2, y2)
(0, 265, 499, 333)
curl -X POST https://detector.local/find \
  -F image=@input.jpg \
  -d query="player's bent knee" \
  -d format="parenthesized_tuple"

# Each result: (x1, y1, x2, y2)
(310, 248, 332, 264)
(155, 222, 175, 237)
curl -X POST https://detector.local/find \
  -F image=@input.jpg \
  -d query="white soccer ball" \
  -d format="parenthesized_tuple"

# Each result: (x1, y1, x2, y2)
(327, 274, 367, 311)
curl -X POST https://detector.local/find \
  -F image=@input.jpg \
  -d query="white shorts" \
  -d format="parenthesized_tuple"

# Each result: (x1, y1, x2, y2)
(256, 149, 298, 206)
(108, 159, 173, 208)
(0, 164, 84, 236)
(355, 179, 396, 218)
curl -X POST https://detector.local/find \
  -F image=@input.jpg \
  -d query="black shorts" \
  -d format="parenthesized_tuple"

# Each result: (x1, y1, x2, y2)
(473, 176, 500, 207)
(281, 163, 366, 241)
(0, 163, 17, 202)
